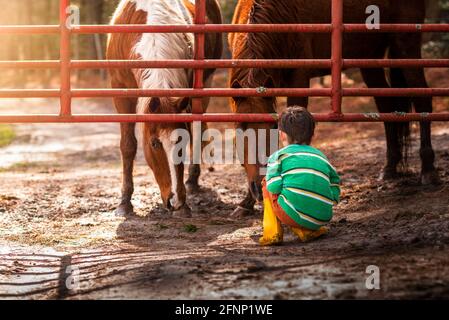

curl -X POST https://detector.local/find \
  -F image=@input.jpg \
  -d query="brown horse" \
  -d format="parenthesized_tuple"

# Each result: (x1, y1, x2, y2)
(107, 0, 223, 217)
(229, 0, 440, 216)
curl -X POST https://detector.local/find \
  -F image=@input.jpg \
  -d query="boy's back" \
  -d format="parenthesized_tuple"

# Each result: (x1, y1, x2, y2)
(266, 144, 340, 231)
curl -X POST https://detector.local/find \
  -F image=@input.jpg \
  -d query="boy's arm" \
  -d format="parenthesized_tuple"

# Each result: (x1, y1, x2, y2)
(266, 155, 283, 195)
(329, 166, 341, 204)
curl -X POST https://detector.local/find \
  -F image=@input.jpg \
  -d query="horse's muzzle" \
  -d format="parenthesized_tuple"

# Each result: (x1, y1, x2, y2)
(166, 194, 192, 217)
(166, 193, 184, 211)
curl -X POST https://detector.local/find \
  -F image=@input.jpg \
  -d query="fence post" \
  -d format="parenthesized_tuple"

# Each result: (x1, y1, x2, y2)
(331, 0, 343, 114)
(191, 0, 207, 164)
(60, 0, 72, 116)
(192, 0, 206, 114)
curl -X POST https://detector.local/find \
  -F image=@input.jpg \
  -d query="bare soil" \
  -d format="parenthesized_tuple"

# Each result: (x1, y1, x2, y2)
(0, 70, 449, 300)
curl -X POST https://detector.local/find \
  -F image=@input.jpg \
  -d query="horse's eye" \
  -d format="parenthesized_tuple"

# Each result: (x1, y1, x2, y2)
(151, 138, 162, 149)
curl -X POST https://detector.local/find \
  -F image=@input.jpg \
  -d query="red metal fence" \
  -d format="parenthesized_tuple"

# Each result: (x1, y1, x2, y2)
(0, 0, 449, 123)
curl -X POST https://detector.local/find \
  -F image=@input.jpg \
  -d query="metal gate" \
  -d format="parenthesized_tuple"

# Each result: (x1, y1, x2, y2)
(0, 0, 449, 124)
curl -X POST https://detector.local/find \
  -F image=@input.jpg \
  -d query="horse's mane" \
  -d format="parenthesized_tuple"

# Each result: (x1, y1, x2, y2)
(232, 0, 304, 89)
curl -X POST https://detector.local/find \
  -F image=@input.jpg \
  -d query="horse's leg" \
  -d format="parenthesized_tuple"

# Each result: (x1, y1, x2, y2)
(186, 146, 201, 194)
(388, 67, 413, 175)
(186, 117, 200, 193)
(186, 100, 205, 193)
(390, 35, 441, 185)
(231, 190, 257, 218)
(402, 69, 440, 185)
(114, 97, 138, 216)
(186, 85, 214, 192)
(361, 68, 404, 180)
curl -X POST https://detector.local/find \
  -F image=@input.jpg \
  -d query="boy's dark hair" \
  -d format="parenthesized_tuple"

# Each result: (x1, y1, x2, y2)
(279, 106, 316, 145)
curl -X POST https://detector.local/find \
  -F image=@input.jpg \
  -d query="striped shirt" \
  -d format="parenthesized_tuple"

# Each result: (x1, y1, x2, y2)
(266, 144, 341, 230)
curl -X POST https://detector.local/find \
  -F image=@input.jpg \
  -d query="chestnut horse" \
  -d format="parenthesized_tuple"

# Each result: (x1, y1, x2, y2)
(229, 0, 440, 217)
(107, 0, 222, 217)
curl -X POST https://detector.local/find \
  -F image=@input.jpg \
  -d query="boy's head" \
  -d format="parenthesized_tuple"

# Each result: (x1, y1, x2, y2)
(279, 106, 316, 146)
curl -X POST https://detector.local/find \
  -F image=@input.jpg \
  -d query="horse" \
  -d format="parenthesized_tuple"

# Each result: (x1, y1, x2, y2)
(107, 0, 223, 217)
(229, 0, 441, 217)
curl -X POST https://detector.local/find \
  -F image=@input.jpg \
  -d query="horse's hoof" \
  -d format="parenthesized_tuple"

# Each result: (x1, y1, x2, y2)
(379, 167, 398, 181)
(421, 170, 442, 186)
(186, 181, 200, 193)
(115, 203, 134, 217)
(230, 206, 254, 218)
(173, 205, 192, 218)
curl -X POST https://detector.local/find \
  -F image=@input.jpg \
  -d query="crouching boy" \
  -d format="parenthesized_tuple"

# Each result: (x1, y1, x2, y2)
(260, 106, 341, 246)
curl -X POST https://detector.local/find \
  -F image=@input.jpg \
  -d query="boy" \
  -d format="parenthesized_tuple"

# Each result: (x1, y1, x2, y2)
(260, 106, 341, 246)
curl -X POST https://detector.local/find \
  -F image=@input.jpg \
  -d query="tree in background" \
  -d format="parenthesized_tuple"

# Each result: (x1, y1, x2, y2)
(220, 0, 238, 23)
(424, 0, 449, 57)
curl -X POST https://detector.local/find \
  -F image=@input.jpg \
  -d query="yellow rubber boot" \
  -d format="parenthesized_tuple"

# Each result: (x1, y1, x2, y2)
(291, 226, 329, 243)
(259, 197, 284, 246)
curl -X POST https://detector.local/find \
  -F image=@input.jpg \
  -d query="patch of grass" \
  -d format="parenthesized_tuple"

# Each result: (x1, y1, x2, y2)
(0, 195, 19, 201)
(0, 161, 58, 173)
(10, 162, 36, 170)
(0, 162, 36, 172)
(183, 224, 198, 233)
(0, 124, 15, 148)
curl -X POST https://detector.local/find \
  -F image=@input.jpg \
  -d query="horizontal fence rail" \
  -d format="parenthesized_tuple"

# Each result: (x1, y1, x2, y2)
(0, 0, 448, 123)
(2, 88, 449, 99)
(1, 24, 449, 34)
(2, 113, 449, 123)
(1, 59, 449, 69)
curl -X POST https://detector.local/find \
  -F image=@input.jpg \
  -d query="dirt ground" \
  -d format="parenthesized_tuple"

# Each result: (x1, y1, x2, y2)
(0, 70, 449, 300)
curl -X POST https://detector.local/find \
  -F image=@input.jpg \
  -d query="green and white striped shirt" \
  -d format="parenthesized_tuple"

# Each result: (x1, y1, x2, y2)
(266, 144, 341, 230)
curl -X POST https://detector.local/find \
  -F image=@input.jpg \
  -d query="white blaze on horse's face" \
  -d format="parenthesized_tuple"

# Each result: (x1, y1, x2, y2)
(138, 97, 187, 210)
(159, 132, 183, 210)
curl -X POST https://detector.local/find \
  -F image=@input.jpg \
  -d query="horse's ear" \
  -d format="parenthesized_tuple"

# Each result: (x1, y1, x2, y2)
(149, 97, 161, 113)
